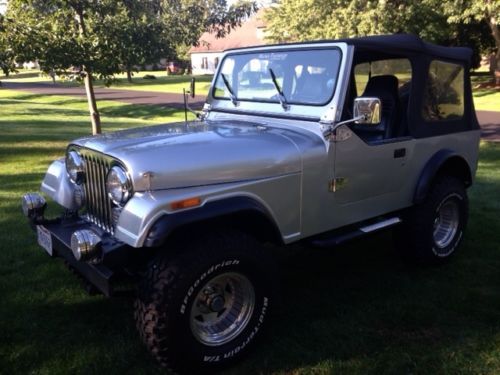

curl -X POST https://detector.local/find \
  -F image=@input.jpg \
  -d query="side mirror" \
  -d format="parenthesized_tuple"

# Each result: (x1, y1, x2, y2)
(190, 78, 196, 98)
(353, 97, 381, 125)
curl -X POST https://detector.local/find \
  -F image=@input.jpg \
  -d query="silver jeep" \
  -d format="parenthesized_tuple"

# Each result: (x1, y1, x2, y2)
(22, 34, 480, 373)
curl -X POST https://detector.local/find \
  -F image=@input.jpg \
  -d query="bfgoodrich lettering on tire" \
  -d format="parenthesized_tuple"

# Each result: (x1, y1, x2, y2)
(395, 175, 468, 264)
(134, 230, 275, 374)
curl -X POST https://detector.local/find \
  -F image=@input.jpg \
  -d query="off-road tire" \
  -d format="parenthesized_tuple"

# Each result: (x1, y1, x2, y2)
(395, 175, 468, 264)
(134, 230, 274, 374)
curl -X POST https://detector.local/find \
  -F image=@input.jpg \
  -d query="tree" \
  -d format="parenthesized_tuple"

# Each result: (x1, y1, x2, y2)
(98, 2, 173, 83)
(264, 0, 451, 44)
(6, 0, 128, 134)
(0, 15, 16, 79)
(160, 0, 258, 46)
(4, 0, 257, 134)
(264, 0, 496, 71)
(442, 0, 500, 82)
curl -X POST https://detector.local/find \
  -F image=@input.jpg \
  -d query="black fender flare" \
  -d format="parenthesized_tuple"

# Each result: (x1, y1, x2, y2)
(413, 149, 472, 204)
(144, 196, 283, 247)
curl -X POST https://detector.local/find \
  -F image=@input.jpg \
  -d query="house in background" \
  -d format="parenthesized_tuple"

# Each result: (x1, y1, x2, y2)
(190, 9, 267, 75)
(0, 0, 8, 14)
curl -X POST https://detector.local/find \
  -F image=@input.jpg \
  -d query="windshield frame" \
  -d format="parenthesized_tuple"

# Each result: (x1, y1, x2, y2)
(211, 46, 343, 108)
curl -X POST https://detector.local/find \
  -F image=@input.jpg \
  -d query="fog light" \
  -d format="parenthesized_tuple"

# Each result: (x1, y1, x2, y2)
(70, 229, 101, 261)
(21, 193, 46, 218)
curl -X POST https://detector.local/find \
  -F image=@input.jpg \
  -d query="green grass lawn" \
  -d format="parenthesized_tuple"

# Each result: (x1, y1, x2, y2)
(473, 89, 500, 112)
(0, 69, 52, 83)
(105, 72, 213, 95)
(1, 88, 500, 374)
(3, 69, 498, 112)
(471, 74, 500, 112)
(1, 69, 213, 96)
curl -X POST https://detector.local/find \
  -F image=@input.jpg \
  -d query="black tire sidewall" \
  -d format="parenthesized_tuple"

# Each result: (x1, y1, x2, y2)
(430, 191, 466, 259)
(395, 176, 468, 264)
(161, 251, 273, 370)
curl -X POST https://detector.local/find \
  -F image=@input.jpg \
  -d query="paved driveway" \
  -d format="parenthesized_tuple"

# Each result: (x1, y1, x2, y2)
(1, 81, 206, 109)
(2, 81, 499, 141)
(476, 111, 500, 142)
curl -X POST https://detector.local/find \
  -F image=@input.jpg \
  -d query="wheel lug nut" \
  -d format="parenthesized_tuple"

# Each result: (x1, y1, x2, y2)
(209, 295, 225, 312)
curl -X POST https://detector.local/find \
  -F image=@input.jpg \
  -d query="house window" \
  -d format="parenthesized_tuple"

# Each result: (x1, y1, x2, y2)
(422, 60, 464, 121)
(201, 57, 208, 70)
(214, 57, 219, 69)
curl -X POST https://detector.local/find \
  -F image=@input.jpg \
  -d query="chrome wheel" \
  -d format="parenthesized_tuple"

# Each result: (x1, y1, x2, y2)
(433, 197, 460, 253)
(190, 272, 255, 346)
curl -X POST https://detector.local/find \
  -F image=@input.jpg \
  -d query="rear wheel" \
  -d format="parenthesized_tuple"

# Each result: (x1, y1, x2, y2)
(395, 176, 468, 264)
(134, 230, 274, 373)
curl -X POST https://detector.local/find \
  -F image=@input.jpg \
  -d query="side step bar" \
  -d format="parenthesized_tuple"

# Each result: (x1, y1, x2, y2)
(310, 217, 401, 248)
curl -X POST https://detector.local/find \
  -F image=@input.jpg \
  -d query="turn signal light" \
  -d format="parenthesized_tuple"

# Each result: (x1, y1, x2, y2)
(170, 197, 201, 211)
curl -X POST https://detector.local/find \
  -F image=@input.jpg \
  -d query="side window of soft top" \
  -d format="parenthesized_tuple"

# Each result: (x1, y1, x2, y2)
(422, 60, 464, 122)
(354, 59, 412, 98)
(345, 58, 413, 141)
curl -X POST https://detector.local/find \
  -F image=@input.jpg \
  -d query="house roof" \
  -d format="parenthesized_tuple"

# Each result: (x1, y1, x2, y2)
(190, 8, 266, 54)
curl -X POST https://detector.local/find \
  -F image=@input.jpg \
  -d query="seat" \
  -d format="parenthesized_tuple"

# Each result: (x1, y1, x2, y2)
(352, 75, 400, 142)
(292, 72, 327, 103)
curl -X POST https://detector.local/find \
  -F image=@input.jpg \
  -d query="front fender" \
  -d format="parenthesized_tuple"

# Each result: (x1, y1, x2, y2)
(143, 196, 282, 247)
(113, 174, 299, 248)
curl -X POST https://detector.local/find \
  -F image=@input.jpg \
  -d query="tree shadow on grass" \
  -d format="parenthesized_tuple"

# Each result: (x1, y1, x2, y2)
(0, 284, 162, 374)
(3, 228, 498, 375)
(0, 105, 90, 118)
(227, 227, 500, 374)
(111, 74, 213, 87)
(0, 93, 87, 107)
(99, 103, 183, 120)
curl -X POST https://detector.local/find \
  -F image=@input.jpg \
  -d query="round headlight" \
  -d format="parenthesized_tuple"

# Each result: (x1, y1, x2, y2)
(106, 166, 132, 205)
(66, 150, 85, 184)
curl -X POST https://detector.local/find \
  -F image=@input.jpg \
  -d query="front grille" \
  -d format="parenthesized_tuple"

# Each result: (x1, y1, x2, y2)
(80, 149, 114, 233)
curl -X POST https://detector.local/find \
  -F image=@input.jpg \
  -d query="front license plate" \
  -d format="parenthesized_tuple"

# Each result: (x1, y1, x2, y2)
(37, 225, 53, 256)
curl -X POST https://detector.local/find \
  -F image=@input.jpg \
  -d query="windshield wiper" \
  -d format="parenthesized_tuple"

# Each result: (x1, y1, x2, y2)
(221, 73, 238, 106)
(269, 68, 289, 111)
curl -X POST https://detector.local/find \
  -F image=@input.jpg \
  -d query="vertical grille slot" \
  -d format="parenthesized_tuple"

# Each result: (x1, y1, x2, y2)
(81, 150, 113, 233)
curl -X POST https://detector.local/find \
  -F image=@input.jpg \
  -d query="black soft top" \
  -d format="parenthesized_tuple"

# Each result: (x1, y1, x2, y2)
(227, 34, 472, 64)
(338, 34, 472, 63)
(225, 34, 478, 137)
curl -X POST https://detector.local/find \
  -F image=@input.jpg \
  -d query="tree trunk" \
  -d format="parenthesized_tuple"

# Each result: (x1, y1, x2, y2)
(75, 7, 102, 134)
(126, 68, 132, 83)
(487, 14, 500, 84)
(84, 69, 102, 135)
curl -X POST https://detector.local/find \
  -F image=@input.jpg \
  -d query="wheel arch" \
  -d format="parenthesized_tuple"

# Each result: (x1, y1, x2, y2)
(414, 149, 472, 205)
(143, 196, 284, 248)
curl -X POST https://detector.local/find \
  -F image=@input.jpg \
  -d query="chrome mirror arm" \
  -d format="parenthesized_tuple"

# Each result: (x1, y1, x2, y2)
(322, 115, 366, 138)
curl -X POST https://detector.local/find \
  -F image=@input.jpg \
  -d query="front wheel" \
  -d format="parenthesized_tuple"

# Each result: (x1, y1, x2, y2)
(395, 176, 468, 264)
(134, 231, 274, 373)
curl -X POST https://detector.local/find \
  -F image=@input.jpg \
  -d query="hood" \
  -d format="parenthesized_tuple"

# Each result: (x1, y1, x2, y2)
(73, 120, 305, 191)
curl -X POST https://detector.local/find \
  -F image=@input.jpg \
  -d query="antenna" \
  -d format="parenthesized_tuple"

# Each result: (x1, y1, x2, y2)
(183, 78, 201, 122)
(183, 88, 188, 123)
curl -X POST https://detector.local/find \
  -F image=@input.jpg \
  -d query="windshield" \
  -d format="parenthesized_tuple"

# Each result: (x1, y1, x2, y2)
(213, 48, 341, 106)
